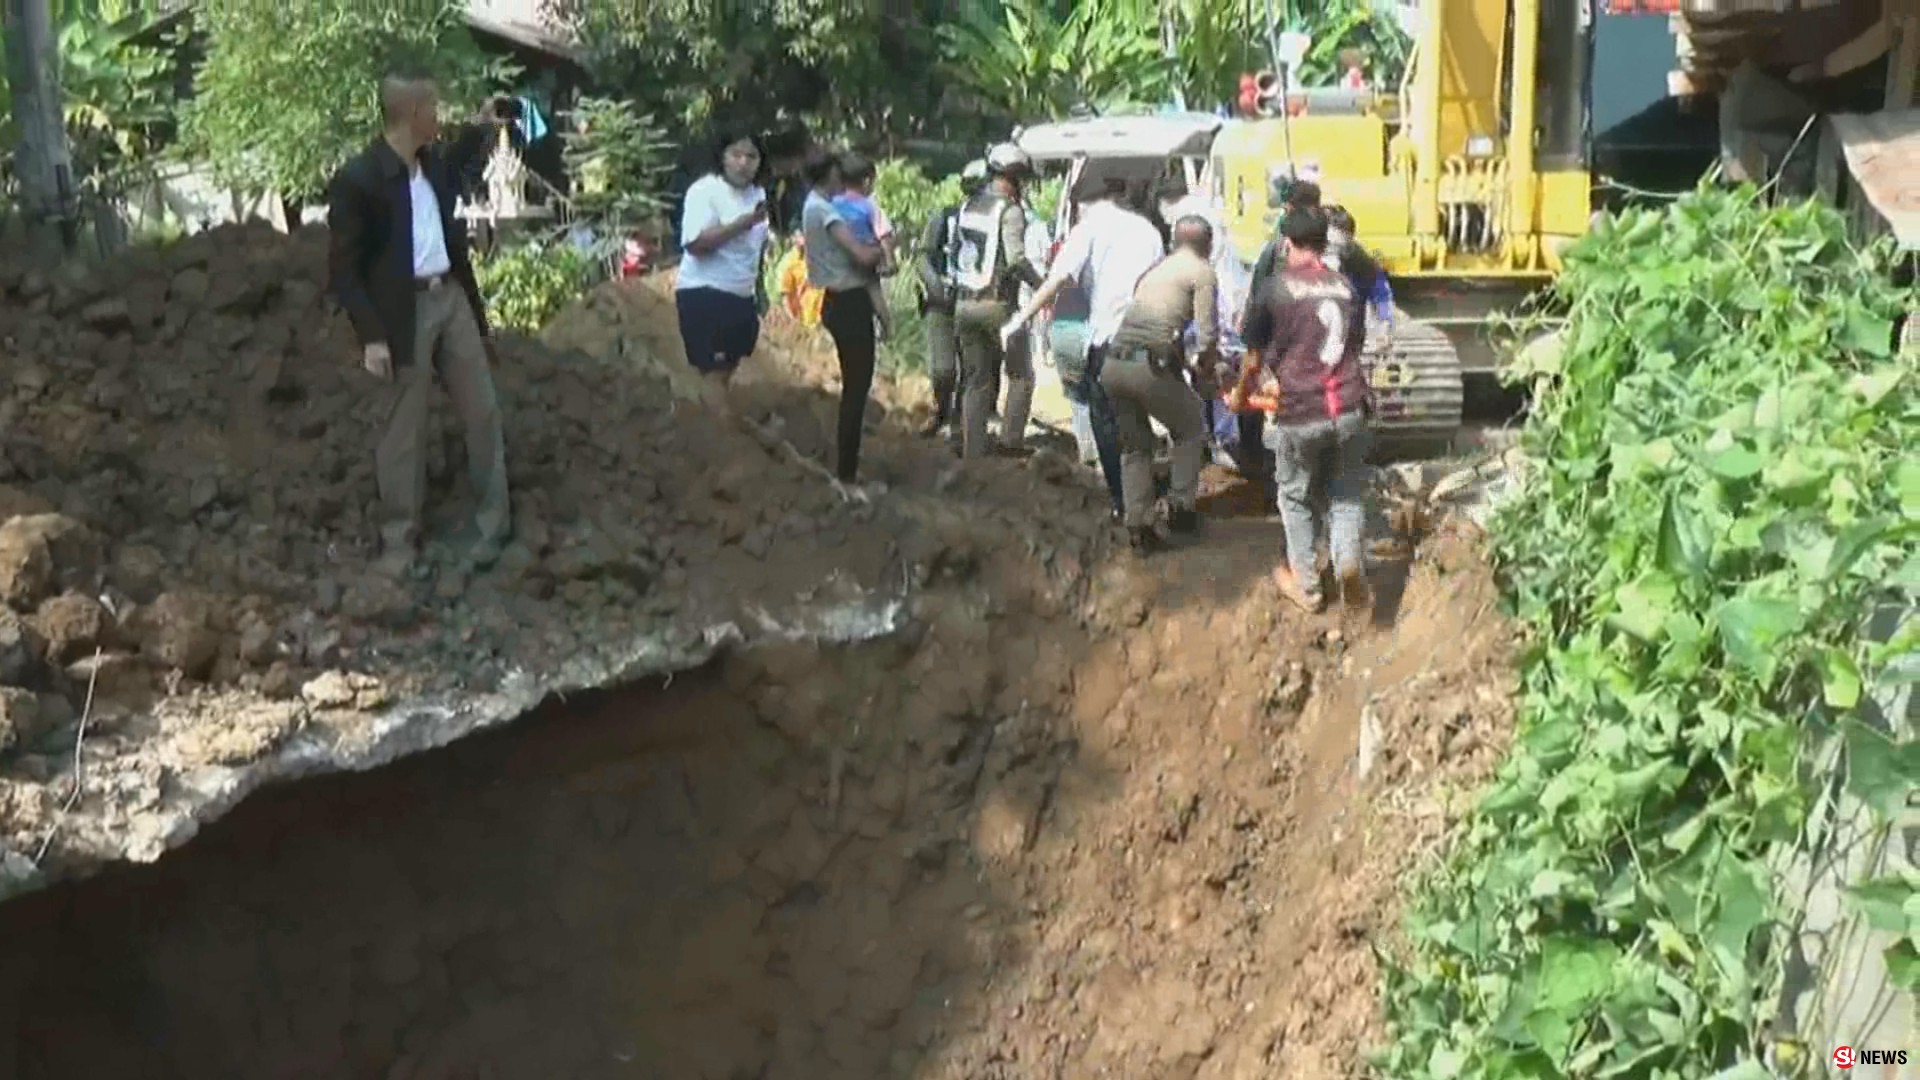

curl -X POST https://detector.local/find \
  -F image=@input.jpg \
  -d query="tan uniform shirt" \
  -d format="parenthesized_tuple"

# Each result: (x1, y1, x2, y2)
(1110, 247, 1218, 356)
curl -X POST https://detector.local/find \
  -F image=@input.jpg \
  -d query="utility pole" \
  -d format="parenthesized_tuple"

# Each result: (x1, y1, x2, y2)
(2, 0, 75, 265)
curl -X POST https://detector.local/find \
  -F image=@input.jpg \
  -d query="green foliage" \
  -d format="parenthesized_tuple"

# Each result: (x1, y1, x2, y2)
(1283, 0, 1412, 87)
(872, 158, 963, 261)
(0, 0, 178, 190)
(474, 239, 595, 333)
(1162, 0, 1265, 110)
(1027, 175, 1064, 231)
(936, 0, 1171, 121)
(1378, 187, 1917, 1077)
(561, 96, 673, 252)
(544, 0, 953, 142)
(929, 0, 1411, 120)
(181, 1, 512, 201)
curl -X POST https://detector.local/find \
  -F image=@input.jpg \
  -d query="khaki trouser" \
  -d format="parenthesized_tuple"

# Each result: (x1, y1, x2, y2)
(376, 281, 510, 553)
(954, 297, 1034, 458)
(1101, 347, 1206, 528)
(924, 306, 959, 427)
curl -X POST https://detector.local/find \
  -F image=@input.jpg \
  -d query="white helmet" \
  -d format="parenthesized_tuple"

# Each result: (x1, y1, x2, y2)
(960, 158, 988, 183)
(985, 142, 1033, 178)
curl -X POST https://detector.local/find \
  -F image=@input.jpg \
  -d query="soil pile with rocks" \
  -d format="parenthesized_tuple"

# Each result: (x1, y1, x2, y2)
(0, 224, 1112, 883)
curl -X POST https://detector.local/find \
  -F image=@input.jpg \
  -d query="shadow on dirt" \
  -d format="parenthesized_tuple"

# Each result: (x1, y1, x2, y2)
(0, 622, 1127, 1078)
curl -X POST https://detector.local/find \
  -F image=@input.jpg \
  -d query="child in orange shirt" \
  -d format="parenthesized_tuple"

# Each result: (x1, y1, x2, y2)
(774, 231, 824, 328)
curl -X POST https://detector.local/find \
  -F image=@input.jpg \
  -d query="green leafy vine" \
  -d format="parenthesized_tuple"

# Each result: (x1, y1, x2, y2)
(1378, 187, 1917, 1078)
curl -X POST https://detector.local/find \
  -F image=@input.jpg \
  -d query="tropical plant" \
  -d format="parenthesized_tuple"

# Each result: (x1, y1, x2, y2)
(1162, 0, 1266, 111)
(1281, 0, 1413, 87)
(181, 0, 513, 202)
(560, 96, 674, 253)
(936, 0, 1173, 121)
(1378, 188, 1916, 1077)
(0, 0, 178, 192)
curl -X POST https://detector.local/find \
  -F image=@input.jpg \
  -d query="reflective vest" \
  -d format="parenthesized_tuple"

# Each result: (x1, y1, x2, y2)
(947, 191, 1012, 295)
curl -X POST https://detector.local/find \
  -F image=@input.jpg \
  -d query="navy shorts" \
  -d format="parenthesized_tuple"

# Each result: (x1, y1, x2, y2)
(675, 286, 761, 373)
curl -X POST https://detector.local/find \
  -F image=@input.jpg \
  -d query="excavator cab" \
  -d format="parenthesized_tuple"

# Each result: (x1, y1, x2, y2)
(1215, 0, 1595, 440)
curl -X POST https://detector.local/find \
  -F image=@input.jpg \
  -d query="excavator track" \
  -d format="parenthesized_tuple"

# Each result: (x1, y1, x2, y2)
(1363, 313, 1467, 443)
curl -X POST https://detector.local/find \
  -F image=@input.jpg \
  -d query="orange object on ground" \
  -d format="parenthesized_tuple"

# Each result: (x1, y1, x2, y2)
(774, 245, 823, 328)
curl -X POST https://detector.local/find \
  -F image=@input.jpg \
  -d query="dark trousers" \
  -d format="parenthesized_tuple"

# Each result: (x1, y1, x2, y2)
(1081, 345, 1126, 515)
(822, 287, 878, 482)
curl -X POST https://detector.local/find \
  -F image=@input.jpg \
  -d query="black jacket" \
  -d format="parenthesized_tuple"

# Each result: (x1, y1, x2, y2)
(326, 125, 495, 367)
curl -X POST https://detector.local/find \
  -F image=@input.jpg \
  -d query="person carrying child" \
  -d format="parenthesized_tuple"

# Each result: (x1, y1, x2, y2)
(830, 153, 898, 341)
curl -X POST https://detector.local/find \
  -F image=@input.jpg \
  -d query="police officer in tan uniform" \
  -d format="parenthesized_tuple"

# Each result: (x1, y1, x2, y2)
(948, 143, 1042, 459)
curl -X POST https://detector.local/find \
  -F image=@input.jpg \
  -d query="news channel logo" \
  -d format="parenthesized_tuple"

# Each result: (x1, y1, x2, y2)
(1833, 1044, 1909, 1069)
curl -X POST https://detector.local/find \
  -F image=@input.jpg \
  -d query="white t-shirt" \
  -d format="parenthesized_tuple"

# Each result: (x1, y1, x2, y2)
(1050, 200, 1165, 347)
(410, 170, 451, 278)
(676, 173, 769, 297)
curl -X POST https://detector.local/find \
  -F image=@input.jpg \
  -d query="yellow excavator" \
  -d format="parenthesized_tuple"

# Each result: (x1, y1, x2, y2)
(1214, 0, 1917, 440)
(1213, 0, 1595, 440)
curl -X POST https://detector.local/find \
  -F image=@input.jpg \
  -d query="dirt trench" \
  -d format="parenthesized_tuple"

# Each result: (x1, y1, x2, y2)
(0, 485, 1513, 1079)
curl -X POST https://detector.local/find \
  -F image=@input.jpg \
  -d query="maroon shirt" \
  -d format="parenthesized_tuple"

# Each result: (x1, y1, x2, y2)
(1241, 264, 1369, 425)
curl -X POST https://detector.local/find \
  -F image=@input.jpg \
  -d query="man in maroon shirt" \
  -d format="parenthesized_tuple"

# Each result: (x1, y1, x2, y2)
(1237, 208, 1372, 614)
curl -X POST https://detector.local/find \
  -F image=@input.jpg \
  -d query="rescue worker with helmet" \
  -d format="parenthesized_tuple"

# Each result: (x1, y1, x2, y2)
(917, 158, 989, 445)
(948, 143, 1043, 459)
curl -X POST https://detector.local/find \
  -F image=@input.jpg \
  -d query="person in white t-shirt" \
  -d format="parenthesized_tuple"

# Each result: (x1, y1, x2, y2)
(1001, 176, 1166, 523)
(676, 129, 772, 395)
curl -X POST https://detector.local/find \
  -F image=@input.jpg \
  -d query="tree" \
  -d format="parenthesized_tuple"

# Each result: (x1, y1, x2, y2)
(2, 0, 73, 262)
(2, 0, 176, 198)
(181, 1, 512, 202)
(561, 95, 673, 243)
(541, 0, 955, 148)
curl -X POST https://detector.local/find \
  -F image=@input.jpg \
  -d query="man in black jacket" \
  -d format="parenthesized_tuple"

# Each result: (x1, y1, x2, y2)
(327, 71, 513, 576)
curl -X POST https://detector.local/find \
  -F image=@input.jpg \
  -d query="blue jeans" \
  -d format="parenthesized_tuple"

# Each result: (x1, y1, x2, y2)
(1268, 410, 1371, 594)
(1048, 320, 1098, 462)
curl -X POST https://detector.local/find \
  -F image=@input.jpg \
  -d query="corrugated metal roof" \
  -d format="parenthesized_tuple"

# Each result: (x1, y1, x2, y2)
(1828, 109, 1920, 249)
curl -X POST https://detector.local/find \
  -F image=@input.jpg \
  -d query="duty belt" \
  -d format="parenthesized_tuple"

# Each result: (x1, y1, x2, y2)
(1115, 344, 1180, 375)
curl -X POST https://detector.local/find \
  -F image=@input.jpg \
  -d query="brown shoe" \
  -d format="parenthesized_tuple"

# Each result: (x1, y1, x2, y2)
(1271, 566, 1324, 613)
(1339, 569, 1372, 613)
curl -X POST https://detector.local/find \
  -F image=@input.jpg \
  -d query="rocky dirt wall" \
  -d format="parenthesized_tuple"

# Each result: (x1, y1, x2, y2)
(0, 503, 1514, 1079)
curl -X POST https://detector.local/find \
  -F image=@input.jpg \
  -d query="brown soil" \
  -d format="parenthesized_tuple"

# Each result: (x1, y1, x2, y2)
(0, 505, 1510, 1077)
(0, 228, 1517, 1076)
(0, 227, 1107, 869)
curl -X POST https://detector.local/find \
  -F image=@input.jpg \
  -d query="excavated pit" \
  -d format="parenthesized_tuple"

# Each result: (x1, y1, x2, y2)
(0, 222, 1525, 1077)
(0, 507, 1516, 1079)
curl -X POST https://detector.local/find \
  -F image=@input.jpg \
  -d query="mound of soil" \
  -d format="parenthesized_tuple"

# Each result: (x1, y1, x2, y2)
(0, 225, 1111, 873)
